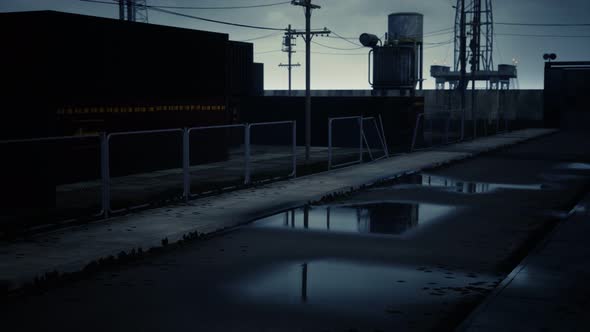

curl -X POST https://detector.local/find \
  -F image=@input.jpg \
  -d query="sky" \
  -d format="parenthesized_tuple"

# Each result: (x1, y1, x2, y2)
(1, 0, 589, 90)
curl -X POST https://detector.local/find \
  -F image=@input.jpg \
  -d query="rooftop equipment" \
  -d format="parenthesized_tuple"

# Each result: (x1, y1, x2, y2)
(360, 12, 424, 95)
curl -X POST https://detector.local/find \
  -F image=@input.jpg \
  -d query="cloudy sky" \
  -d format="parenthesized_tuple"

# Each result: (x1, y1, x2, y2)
(1, 0, 589, 90)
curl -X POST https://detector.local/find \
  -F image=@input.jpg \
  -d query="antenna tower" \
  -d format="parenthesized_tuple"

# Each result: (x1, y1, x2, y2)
(453, 0, 493, 73)
(117, 0, 149, 23)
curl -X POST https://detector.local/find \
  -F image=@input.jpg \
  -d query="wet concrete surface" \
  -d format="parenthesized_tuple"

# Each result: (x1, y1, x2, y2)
(2, 131, 590, 331)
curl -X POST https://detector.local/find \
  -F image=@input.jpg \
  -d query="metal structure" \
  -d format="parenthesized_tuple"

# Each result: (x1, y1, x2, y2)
(361, 13, 424, 95)
(291, 0, 331, 162)
(328, 116, 363, 170)
(279, 25, 300, 95)
(453, 0, 493, 74)
(117, 0, 149, 23)
(432, 0, 517, 90)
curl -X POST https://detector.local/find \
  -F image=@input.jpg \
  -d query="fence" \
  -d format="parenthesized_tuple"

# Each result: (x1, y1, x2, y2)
(328, 116, 363, 170)
(186, 124, 247, 198)
(0, 121, 298, 230)
(3, 109, 512, 233)
(362, 116, 389, 162)
(247, 121, 297, 183)
(105, 128, 184, 214)
(411, 108, 513, 151)
(411, 109, 464, 151)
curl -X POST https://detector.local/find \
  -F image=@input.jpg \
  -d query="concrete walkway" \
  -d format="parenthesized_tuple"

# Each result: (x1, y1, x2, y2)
(0, 128, 555, 293)
(458, 191, 590, 332)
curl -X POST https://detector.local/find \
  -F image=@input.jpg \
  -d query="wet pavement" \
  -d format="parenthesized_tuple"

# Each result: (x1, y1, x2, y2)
(457, 194, 590, 332)
(2, 130, 590, 331)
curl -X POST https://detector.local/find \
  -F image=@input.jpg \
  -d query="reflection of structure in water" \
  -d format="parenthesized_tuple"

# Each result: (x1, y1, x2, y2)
(258, 202, 452, 236)
(358, 203, 418, 234)
(421, 174, 543, 193)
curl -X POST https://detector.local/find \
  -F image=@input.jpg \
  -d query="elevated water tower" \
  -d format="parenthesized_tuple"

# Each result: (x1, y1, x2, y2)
(360, 13, 424, 95)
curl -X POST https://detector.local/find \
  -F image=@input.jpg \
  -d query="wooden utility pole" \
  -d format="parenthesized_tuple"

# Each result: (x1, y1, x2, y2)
(471, 0, 481, 138)
(459, 0, 467, 140)
(291, 0, 323, 162)
(279, 25, 300, 95)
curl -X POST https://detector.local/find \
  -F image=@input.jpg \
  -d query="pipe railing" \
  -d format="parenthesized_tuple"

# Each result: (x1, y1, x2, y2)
(328, 116, 363, 170)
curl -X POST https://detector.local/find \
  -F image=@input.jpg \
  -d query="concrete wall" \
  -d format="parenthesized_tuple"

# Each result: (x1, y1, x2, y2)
(265, 89, 544, 122)
(421, 90, 544, 121)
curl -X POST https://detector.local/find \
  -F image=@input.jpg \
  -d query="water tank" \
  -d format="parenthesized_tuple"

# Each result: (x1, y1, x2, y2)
(388, 13, 424, 43)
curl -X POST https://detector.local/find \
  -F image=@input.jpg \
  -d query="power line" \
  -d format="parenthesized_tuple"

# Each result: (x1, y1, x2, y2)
(255, 49, 283, 54)
(239, 31, 282, 42)
(148, 6, 286, 31)
(330, 30, 363, 47)
(496, 33, 590, 38)
(81, 0, 291, 10)
(311, 51, 366, 56)
(496, 22, 590, 27)
(80, 0, 287, 31)
(135, 1, 291, 10)
(311, 40, 364, 50)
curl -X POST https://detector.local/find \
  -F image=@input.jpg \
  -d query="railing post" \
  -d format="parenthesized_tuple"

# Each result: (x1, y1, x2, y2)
(328, 119, 333, 170)
(378, 115, 390, 158)
(359, 116, 364, 163)
(292, 121, 297, 178)
(183, 128, 190, 202)
(460, 108, 465, 141)
(100, 132, 110, 219)
(411, 113, 422, 152)
(244, 124, 251, 184)
(445, 115, 451, 144)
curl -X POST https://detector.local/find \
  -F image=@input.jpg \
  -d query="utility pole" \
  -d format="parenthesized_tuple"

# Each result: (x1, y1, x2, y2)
(291, 0, 324, 162)
(471, 0, 481, 138)
(115, 0, 148, 22)
(459, 0, 467, 140)
(279, 25, 300, 96)
(118, 0, 125, 20)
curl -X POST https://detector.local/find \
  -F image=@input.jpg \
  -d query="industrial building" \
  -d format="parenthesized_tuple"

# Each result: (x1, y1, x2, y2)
(0, 10, 263, 140)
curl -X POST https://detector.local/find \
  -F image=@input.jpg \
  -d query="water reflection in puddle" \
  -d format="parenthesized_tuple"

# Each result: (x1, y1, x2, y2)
(388, 174, 544, 193)
(556, 163, 590, 171)
(232, 260, 495, 309)
(253, 203, 455, 235)
(421, 174, 543, 192)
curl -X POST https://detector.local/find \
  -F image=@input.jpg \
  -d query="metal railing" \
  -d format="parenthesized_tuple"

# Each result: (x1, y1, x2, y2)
(185, 124, 246, 199)
(0, 121, 298, 227)
(328, 116, 363, 170)
(247, 121, 297, 183)
(362, 116, 388, 161)
(411, 109, 465, 151)
(105, 128, 184, 216)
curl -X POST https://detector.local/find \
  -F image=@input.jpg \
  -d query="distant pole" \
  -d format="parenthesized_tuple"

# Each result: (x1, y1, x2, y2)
(471, 0, 481, 138)
(126, 0, 134, 21)
(459, 0, 467, 139)
(118, 0, 125, 20)
(279, 25, 300, 96)
(292, 0, 322, 162)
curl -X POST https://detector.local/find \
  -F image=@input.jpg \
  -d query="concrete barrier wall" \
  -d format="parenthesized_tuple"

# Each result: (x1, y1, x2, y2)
(421, 90, 544, 121)
(265, 90, 544, 123)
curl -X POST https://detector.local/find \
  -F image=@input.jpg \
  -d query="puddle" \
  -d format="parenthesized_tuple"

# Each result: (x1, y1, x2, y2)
(253, 202, 455, 235)
(557, 163, 590, 171)
(230, 260, 497, 310)
(387, 174, 544, 193)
